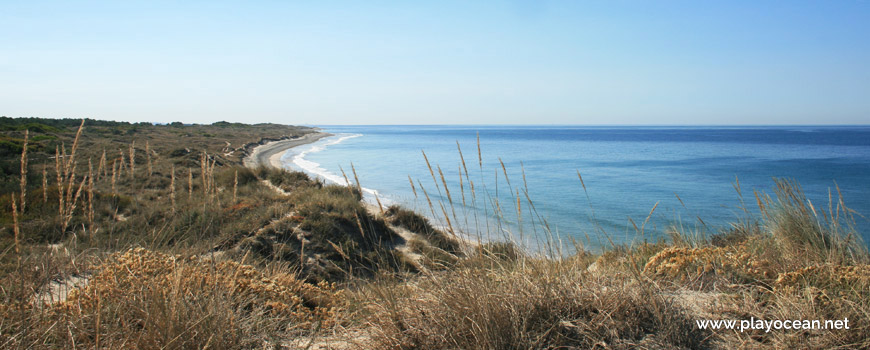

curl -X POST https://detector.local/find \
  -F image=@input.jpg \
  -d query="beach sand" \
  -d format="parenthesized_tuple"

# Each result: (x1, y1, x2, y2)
(244, 132, 332, 169)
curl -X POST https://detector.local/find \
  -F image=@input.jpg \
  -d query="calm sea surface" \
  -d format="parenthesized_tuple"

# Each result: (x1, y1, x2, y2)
(279, 126, 870, 250)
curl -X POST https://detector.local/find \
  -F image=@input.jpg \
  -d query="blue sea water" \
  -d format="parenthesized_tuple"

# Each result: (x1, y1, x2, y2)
(279, 126, 870, 251)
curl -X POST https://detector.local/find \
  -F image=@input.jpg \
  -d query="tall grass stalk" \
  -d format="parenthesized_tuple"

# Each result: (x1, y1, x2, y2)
(62, 174, 88, 233)
(146, 141, 153, 176)
(491, 168, 505, 239)
(201, 154, 208, 196)
(577, 169, 611, 248)
(88, 158, 95, 232)
(374, 194, 385, 215)
(66, 120, 84, 174)
(353, 210, 368, 239)
(188, 168, 193, 199)
(456, 141, 470, 199)
(421, 150, 444, 200)
(42, 165, 48, 203)
(519, 162, 548, 253)
(233, 169, 238, 203)
(118, 150, 126, 177)
(437, 165, 459, 231)
(11, 194, 21, 266)
(210, 157, 217, 196)
(477, 133, 493, 243)
(408, 175, 417, 199)
(350, 163, 363, 198)
(129, 141, 136, 176)
(458, 164, 470, 233)
(522, 184, 560, 258)
(515, 189, 523, 242)
(498, 158, 512, 192)
(56, 120, 86, 233)
(19, 129, 28, 213)
(111, 160, 117, 195)
(418, 180, 439, 224)
(98, 149, 107, 180)
(56, 146, 63, 216)
(170, 165, 177, 211)
(476, 132, 482, 169)
(209, 156, 217, 196)
(457, 141, 482, 242)
(439, 201, 455, 236)
(339, 165, 351, 187)
(639, 201, 660, 241)
(199, 153, 218, 199)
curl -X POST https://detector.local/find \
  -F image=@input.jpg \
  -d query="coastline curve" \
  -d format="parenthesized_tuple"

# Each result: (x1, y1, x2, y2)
(243, 132, 333, 169)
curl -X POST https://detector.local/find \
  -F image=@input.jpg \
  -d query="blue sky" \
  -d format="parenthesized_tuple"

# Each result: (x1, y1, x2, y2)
(2, 1, 869, 125)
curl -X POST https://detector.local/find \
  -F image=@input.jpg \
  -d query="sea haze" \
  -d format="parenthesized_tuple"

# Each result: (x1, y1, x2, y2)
(279, 125, 870, 250)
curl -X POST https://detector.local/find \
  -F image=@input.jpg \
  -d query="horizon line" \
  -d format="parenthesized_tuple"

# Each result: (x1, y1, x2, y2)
(308, 123, 870, 127)
(4, 116, 869, 128)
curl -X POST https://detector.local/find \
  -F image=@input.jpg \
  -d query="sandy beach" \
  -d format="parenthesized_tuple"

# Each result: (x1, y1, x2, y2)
(244, 132, 332, 169)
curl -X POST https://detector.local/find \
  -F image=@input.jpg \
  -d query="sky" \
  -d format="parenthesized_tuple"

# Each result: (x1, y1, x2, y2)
(1, 1, 869, 125)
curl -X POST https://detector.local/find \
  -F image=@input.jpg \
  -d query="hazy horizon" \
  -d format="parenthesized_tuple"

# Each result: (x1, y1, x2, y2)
(3, 1, 869, 125)
(6, 119, 870, 128)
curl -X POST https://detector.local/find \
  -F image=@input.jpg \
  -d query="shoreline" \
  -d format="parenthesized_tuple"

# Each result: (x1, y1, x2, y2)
(244, 130, 480, 248)
(244, 132, 332, 169)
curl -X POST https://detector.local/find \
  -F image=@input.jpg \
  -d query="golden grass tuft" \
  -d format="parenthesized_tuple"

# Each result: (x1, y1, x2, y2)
(643, 242, 775, 283)
(774, 264, 870, 290)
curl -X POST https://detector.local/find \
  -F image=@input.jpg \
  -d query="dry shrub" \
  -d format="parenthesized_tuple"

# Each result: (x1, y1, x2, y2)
(643, 242, 775, 285)
(774, 264, 870, 291)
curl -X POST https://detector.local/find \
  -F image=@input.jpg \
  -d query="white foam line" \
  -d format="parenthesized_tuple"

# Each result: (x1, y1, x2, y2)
(286, 133, 393, 205)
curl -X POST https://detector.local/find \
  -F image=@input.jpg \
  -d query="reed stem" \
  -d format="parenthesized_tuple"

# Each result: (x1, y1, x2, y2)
(19, 129, 28, 213)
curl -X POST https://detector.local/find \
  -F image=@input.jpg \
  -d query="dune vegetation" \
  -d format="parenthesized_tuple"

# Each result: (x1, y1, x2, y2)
(1, 118, 868, 349)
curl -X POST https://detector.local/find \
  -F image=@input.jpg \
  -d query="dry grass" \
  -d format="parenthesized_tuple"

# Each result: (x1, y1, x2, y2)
(359, 256, 708, 349)
(3, 248, 344, 349)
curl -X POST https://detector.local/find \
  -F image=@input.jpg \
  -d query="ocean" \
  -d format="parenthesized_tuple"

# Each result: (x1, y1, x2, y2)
(278, 125, 870, 251)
